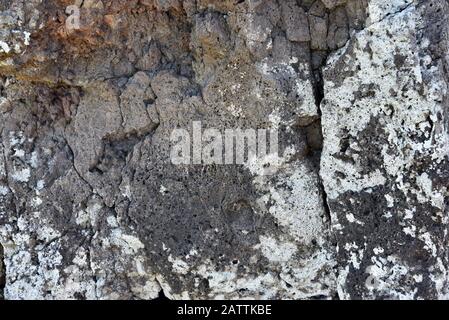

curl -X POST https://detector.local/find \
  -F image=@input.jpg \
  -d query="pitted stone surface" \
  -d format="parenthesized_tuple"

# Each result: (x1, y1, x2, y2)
(0, 0, 448, 300)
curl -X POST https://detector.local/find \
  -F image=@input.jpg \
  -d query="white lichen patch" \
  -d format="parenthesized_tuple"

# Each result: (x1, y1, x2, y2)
(0, 41, 11, 53)
(159, 185, 168, 195)
(367, 0, 413, 25)
(110, 229, 145, 255)
(321, 2, 449, 299)
(322, 4, 448, 200)
(418, 232, 437, 257)
(190, 261, 280, 299)
(365, 255, 417, 299)
(244, 151, 289, 177)
(346, 213, 364, 225)
(256, 235, 297, 263)
(76, 201, 102, 227)
(11, 167, 31, 182)
(256, 161, 327, 245)
(168, 255, 190, 275)
(373, 247, 385, 255)
(257, 59, 319, 120)
(0, 185, 9, 195)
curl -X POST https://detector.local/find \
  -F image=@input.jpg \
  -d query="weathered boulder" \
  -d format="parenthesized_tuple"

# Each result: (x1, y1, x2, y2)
(321, 0, 449, 299)
(0, 0, 448, 300)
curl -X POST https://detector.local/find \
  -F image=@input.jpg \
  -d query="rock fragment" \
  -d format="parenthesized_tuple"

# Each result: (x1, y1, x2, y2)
(281, 0, 311, 42)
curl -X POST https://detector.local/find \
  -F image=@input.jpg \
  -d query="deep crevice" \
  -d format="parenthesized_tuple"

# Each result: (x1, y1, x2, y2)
(309, 46, 331, 227)
(0, 243, 5, 300)
(311, 58, 327, 114)
(306, 1, 372, 299)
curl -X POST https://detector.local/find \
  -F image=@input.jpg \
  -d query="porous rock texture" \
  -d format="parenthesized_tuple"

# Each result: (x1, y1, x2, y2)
(0, 0, 448, 300)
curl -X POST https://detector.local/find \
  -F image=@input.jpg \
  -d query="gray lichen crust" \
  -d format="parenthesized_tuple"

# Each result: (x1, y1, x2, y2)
(0, 0, 448, 300)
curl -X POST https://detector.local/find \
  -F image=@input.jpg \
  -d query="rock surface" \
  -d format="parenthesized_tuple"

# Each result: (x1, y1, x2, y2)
(0, 0, 448, 300)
